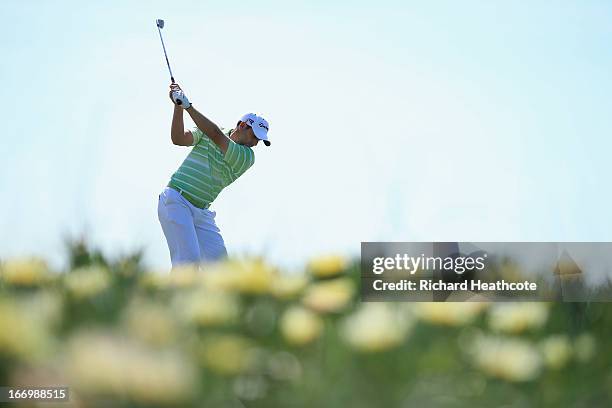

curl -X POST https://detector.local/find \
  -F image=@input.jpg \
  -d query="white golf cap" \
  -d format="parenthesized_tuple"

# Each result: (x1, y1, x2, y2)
(240, 113, 270, 146)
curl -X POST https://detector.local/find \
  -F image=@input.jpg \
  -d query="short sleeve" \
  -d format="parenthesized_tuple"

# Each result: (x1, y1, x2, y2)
(191, 128, 203, 146)
(224, 140, 255, 177)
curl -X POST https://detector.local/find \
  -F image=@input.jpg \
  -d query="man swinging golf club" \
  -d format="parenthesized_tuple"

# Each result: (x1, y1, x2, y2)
(158, 83, 271, 268)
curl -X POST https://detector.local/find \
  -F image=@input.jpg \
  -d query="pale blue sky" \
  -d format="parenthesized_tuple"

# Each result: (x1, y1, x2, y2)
(1, 1, 611, 271)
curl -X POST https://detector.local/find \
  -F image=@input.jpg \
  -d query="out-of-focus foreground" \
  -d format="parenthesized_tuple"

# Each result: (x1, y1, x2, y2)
(0, 240, 610, 407)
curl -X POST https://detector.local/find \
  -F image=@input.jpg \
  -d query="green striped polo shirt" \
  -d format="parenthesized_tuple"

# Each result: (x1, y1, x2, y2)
(168, 127, 255, 208)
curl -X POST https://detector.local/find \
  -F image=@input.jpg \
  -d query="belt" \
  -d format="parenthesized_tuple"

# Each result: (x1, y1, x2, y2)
(167, 183, 210, 209)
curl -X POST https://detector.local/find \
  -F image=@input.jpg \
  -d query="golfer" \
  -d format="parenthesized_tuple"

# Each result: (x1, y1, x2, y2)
(158, 83, 270, 268)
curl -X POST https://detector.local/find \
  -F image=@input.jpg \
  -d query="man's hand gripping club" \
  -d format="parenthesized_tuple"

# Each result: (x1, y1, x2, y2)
(169, 83, 191, 109)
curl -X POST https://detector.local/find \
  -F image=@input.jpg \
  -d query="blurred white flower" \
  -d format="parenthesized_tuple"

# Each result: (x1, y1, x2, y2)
(302, 278, 354, 313)
(539, 335, 572, 370)
(469, 335, 542, 382)
(65, 332, 197, 404)
(488, 303, 549, 333)
(414, 302, 488, 326)
(122, 298, 179, 346)
(64, 266, 111, 299)
(341, 303, 412, 353)
(279, 306, 323, 346)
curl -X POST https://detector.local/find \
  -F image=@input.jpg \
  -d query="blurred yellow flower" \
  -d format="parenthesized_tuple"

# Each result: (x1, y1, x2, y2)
(122, 298, 178, 346)
(280, 306, 324, 346)
(469, 335, 542, 382)
(65, 332, 197, 404)
(341, 304, 412, 353)
(202, 267, 242, 292)
(138, 271, 169, 290)
(21, 291, 64, 327)
(139, 266, 203, 290)
(488, 303, 549, 333)
(307, 255, 348, 278)
(302, 278, 355, 313)
(204, 259, 277, 294)
(64, 266, 111, 299)
(0, 258, 50, 286)
(271, 274, 309, 300)
(414, 302, 487, 326)
(167, 264, 203, 288)
(174, 289, 239, 327)
(574, 333, 596, 363)
(197, 335, 257, 376)
(0, 299, 54, 361)
(540, 335, 572, 370)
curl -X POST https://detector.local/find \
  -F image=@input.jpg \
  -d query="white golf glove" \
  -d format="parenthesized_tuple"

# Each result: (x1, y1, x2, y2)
(171, 90, 191, 109)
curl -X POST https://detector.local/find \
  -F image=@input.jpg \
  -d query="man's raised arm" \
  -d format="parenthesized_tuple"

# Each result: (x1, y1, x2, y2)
(186, 106, 230, 153)
(169, 83, 230, 153)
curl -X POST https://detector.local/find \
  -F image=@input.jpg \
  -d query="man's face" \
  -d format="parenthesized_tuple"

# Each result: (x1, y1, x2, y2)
(235, 122, 260, 147)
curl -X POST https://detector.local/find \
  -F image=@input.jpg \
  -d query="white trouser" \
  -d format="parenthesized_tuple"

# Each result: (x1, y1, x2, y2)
(157, 187, 227, 268)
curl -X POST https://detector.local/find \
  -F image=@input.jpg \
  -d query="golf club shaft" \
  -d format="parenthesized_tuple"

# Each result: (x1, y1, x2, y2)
(157, 25, 175, 83)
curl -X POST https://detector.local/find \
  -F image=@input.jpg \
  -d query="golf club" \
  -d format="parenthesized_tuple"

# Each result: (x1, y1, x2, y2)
(156, 19, 182, 104)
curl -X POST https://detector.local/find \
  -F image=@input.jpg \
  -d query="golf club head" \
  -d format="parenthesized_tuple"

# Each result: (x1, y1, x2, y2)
(156, 19, 164, 29)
